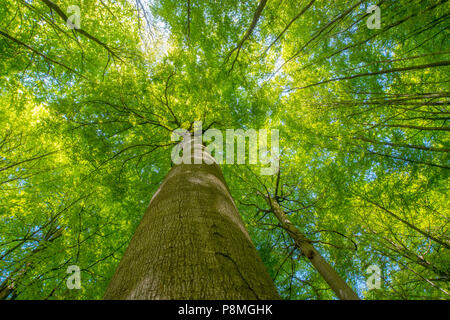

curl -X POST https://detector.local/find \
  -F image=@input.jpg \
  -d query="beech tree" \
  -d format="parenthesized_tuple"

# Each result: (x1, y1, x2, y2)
(104, 138, 280, 299)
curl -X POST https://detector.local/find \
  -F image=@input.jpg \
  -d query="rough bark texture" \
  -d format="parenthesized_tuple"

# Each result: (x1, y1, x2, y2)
(104, 142, 280, 299)
(267, 197, 360, 300)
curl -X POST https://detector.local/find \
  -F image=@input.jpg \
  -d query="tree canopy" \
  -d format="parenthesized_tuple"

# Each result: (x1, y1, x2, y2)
(0, 0, 448, 299)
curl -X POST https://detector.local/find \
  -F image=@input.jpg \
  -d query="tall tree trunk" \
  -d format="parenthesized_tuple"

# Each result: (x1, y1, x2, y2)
(104, 140, 280, 299)
(266, 197, 360, 300)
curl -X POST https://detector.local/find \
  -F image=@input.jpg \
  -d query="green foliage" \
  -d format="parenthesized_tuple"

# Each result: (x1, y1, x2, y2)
(0, 0, 448, 299)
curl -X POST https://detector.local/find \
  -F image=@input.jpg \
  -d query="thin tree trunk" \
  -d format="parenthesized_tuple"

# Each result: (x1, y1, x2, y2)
(0, 284, 14, 300)
(104, 139, 280, 299)
(266, 197, 360, 300)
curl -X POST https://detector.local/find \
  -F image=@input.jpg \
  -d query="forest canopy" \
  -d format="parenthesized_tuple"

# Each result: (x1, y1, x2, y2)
(0, 0, 449, 300)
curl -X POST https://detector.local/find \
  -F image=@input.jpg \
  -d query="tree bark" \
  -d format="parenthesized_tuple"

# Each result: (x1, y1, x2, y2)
(104, 140, 280, 299)
(267, 197, 360, 300)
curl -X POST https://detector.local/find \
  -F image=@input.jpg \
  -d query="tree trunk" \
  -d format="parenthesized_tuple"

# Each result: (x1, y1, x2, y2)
(267, 197, 360, 300)
(104, 140, 280, 299)
(0, 285, 14, 300)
